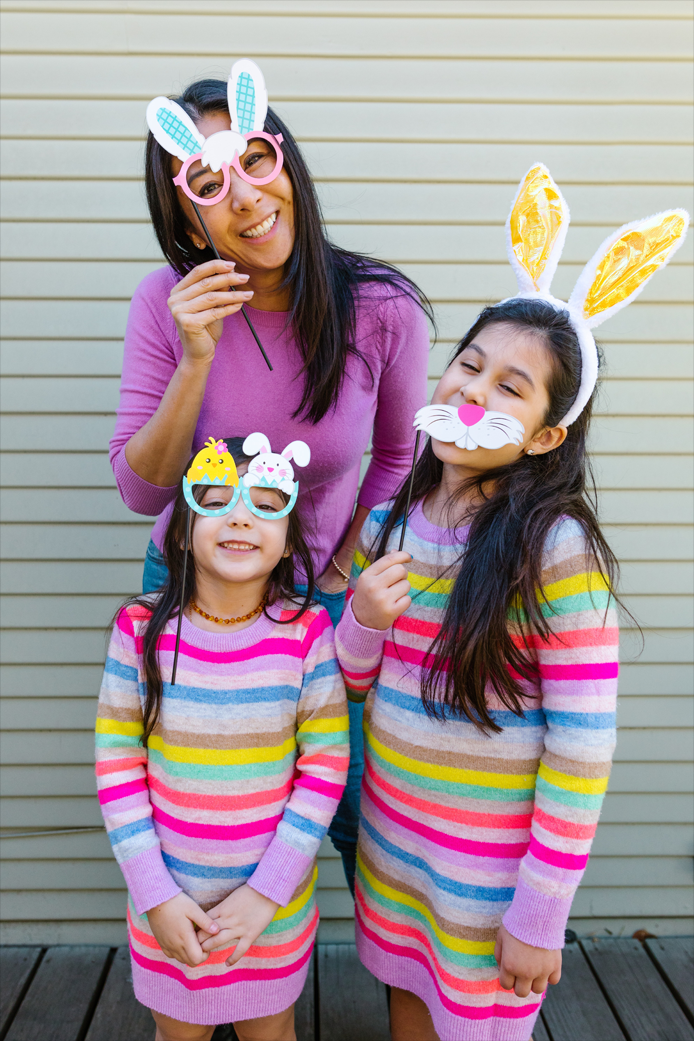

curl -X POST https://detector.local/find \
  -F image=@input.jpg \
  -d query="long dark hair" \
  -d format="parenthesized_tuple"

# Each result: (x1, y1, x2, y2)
(373, 297, 621, 732)
(145, 78, 434, 423)
(123, 439, 315, 744)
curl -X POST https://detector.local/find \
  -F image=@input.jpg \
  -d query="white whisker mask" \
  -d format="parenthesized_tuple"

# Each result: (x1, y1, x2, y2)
(414, 403, 525, 452)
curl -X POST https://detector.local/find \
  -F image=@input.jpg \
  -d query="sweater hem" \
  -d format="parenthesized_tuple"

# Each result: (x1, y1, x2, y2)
(356, 921, 540, 1041)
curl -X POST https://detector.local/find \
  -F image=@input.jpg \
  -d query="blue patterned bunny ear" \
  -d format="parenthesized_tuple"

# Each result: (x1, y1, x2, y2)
(146, 97, 205, 161)
(228, 59, 268, 135)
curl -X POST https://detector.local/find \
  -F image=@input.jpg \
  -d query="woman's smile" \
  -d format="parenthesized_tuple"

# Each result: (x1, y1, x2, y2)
(240, 211, 278, 239)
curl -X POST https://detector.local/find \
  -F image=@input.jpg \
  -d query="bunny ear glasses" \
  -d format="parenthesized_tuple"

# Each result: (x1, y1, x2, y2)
(173, 131, 284, 204)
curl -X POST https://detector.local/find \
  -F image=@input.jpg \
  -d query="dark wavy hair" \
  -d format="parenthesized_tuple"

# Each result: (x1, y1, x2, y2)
(122, 439, 315, 744)
(145, 78, 434, 423)
(372, 297, 622, 732)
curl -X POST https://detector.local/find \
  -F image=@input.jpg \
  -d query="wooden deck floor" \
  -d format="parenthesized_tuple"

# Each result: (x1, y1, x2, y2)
(0, 937, 692, 1041)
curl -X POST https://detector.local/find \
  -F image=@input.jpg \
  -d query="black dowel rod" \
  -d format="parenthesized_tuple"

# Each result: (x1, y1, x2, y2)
(191, 201, 273, 371)
(398, 428, 421, 553)
(171, 505, 191, 687)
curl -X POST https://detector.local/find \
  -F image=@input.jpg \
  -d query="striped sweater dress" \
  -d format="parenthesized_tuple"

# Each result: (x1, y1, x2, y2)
(335, 501, 618, 1041)
(96, 601, 348, 1025)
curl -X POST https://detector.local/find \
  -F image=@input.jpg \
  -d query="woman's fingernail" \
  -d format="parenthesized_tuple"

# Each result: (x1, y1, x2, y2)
(225, 261, 236, 268)
(242, 291, 254, 298)
(238, 273, 250, 280)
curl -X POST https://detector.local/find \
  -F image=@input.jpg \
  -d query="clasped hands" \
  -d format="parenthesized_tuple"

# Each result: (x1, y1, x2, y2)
(147, 884, 279, 969)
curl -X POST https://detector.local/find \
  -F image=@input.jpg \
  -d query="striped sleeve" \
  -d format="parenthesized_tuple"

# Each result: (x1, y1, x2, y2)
(502, 519, 619, 949)
(335, 508, 390, 703)
(95, 606, 181, 915)
(248, 607, 349, 906)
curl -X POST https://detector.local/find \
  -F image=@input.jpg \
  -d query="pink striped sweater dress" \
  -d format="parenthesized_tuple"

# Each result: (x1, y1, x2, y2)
(335, 503, 618, 1041)
(96, 600, 348, 1025)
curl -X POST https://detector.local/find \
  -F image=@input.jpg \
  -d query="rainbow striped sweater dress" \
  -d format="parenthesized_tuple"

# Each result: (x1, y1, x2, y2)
(335, 502, 618, 1041)
(95, 601, 348, 1025)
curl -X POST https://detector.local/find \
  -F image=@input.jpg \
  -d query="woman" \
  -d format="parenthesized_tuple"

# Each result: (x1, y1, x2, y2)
(110, 73, 431, 893)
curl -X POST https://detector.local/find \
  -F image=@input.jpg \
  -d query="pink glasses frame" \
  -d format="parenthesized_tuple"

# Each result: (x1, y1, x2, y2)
(172, 131, 284, 205)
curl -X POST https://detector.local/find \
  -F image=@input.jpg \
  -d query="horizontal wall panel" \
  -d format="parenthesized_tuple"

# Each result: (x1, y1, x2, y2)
(4, 221, 693, 269)
(2, 1, 691, 15)
(0, 415, 124, 452)
(0, 596, 144, 628)
(620, 563, 694, 594)
(3, 374, 692, 417)
(1, 698, 100, 730)
(612, 729, 693, 762)
(0, 523, 152, 559)
(605, 527, 693, 561)
(1, 559, 144, 592)
(3, 10, 692, 58)
(591, 824, 694, 857)
(0, 889, 128, 921)
(4, 259, 691, 306)
(0, 765, 99, 796)
(0, 664, 105, 696)
(0, 731, 95, 764)
(5, 138, 694, 185)
(1, 489, 160, 524)
(1, 342, 125, 377)
(618, 663, 693, 695)
(589, 418, 694, 455)
(0, 859, 124, 890)
(571, 887, 692, 917)
(2, 453, 117, 487)
(617, 696, 693, 727)
(2, 54, 693, 103)
(4, 98, 694, 146)
(601, 793, 693, 824)
(609, 762, 693, 792)
(593, 457, 694, 491)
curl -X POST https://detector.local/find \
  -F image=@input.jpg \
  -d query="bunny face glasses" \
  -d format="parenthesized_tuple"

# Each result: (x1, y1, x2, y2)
(183, 434, 311, 521)
(147, 59, 284, 206)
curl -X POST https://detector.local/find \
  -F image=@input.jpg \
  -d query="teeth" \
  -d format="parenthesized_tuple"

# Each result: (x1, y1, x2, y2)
(240, 212, 277, 238)
(220, 542, 256, 550)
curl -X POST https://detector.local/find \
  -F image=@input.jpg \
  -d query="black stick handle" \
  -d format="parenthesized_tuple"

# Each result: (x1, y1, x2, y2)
(171, 506, 191, 687)
(191, 201, 273, 371)
(398, 428, 421, 553)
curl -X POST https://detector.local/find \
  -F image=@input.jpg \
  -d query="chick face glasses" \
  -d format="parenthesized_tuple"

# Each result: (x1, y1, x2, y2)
(173, 132, 284, 205)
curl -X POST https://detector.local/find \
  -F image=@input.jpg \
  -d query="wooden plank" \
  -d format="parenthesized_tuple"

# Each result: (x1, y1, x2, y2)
(0, 664, 105, 696)
(645, 936, 694, 1020)
(617, 697, 694, 728)
(582, 857, 692, 887)
(613, 729, 694, 763)
(0, 798, 104, 829)
(591, 824, 694, 857)
(619, 664, 694, 696)
(532, 1013, 551, 1041)
(0, 525, 152, 561)
(541, 942, 624, 1041)
(0, 947, 42, 1036)
(0, 342, 125, 378)
(318, 944, 390, 1041)
(1, 892, 127, 921)
(609, 763, 694, 794)
(581, 937, 694, 1041)
(1, 596, 127, 629)
(0, 765, 102, 797)
(0, 862, 123, 892)
(0, 698, 98, 729)
(5, 945, 111, 1041)
(0, 559, 144, 591)
(2, 10, 692, 58)
(294, 946, 315, 1041)
(571, 888, 693, 918)
(84, 946, 152, 1041)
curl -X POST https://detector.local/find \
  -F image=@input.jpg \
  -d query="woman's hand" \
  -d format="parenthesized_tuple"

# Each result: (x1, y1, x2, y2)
(168, 259, 254, 365)
(494, 923, 562, 997)
(197, 884, 280, 966)
(351, 551, 412, 630)
(147, 892, 220, 967)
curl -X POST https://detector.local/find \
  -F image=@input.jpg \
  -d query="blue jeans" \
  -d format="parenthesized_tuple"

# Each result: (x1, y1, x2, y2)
(142, 540, 364, 895)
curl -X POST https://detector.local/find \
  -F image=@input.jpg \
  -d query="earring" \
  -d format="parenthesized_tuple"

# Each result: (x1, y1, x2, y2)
(527, 449, 535, 455)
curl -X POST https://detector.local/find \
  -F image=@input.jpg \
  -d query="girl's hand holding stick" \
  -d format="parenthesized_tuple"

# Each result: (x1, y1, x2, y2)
(351, 550, 412, 631)
(147, 891, 220, 967)
(197, 884, 280, 966)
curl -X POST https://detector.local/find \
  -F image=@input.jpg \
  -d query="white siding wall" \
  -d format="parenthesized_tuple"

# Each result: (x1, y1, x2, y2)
(0, 0, 692, 945)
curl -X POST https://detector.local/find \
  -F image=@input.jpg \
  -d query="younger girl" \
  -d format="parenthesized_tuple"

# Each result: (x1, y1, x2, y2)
(96, 436, 349, 1041)
(335, 298, 619, 1041)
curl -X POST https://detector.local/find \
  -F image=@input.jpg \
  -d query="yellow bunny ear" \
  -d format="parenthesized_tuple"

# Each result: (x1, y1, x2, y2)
(569, 210, 689, 329)
(506, 163, 570, 295)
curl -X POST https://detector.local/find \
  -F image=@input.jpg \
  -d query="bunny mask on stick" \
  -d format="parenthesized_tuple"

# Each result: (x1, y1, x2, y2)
(172, 433, 311, 684)
(146, 59, 281, 370)
(399, 164, 689, 548)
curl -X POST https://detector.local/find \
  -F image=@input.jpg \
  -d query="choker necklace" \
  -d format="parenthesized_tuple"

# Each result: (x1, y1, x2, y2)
(189, 595, 267, 626)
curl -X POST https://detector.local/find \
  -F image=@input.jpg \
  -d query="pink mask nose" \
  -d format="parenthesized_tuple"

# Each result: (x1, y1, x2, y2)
(458, 403, 486, 427)
(267, 466, 274, 472)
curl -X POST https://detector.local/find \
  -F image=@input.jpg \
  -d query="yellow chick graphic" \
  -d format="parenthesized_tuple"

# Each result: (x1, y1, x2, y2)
(186, 437, 239, 486)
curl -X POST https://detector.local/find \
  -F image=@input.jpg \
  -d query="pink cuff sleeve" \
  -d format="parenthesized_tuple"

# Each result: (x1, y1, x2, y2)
(247, 837, 313, 908)
(502, 876, 572, 950)
(113, 449, 179, 518)
(120, 846, 182, 916)
(335, 599, 389, 661)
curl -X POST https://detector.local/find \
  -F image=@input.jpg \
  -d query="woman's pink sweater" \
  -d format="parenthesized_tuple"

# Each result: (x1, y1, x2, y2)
(110, 267, 430, 576)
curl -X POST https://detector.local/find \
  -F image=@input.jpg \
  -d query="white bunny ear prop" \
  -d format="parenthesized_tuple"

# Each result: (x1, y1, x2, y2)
(146, 97, 205, 161)
(242, 432, 272, 457)
(568, 209, 689, 330)
(229, 59, 268, 135)
(506, 163, 570, 296)
(281, 441, 311, 467)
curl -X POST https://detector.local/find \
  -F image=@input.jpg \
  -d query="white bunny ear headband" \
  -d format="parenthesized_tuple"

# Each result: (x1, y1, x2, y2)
(504, 163, 689, 425)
